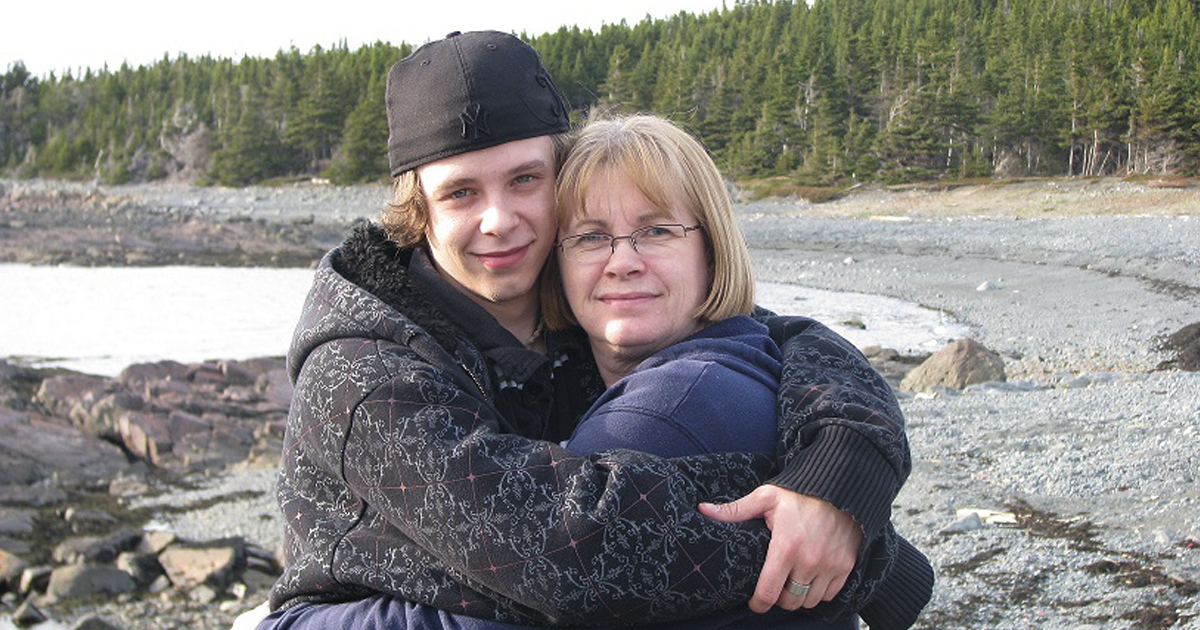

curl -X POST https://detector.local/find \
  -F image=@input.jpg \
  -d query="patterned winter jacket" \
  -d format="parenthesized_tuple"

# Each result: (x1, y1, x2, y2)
(270, 224, 932, 628)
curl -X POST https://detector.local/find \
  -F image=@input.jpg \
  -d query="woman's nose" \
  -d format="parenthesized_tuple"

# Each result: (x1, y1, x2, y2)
(603, 237, 645, 275)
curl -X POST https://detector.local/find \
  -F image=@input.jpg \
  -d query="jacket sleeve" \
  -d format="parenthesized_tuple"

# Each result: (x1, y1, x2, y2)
(761, 314, 911, 546)
(299, 337, 777, 626)
(755, 314, 932, 630)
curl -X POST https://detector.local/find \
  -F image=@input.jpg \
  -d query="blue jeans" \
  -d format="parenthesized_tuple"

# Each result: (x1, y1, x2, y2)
(258, 595, 857, 630)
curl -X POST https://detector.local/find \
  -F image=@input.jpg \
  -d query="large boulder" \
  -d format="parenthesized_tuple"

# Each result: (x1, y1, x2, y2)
(34, 375, 143, 439)
(1159, 321, 1200, 371)
(118, 360, 190, 392)
(44, 564, 137, 601)
(0, 409, 133, 486)
(159, 538, 246, 591)
(900, 338, 1006, 393)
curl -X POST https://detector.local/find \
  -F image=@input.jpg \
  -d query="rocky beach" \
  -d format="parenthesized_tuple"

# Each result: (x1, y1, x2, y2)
(1, 177, 1198, 629)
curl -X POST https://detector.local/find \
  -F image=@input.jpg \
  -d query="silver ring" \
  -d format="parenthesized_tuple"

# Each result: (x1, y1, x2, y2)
(785, 578, 811, 597)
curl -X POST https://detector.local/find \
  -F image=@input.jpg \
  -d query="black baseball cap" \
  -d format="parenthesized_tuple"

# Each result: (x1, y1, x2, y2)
(385, 31, 570, 177)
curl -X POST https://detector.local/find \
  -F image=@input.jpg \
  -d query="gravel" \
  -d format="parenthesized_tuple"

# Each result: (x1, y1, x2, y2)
(729, 189, 1200, 628)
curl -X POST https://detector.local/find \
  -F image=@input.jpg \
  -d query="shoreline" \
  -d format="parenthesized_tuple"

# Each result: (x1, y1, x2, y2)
(2, 178, 1199, 629)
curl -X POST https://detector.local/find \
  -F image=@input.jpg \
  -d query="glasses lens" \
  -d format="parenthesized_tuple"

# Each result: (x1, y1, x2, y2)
(634, 224, 686, 247)
(562, 225, 692, 262)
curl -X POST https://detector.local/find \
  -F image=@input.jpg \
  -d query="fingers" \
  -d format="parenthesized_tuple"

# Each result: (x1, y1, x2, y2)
(748, 535, 795, 613)
(778, 576, 814, 610)
(701, 486, 863, 612)
(698, 486, 773, 523)
(801, 572, 834, 608)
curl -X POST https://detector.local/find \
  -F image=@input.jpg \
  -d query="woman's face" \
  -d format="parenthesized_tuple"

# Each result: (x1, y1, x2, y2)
(558, 168, 710, 375)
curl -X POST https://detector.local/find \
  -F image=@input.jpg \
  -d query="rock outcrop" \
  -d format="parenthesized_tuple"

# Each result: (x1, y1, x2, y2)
(0, 357, 288, 628)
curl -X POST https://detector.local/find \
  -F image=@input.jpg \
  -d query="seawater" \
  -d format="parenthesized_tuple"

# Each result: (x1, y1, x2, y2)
(0, 265, 968, 377)
(0, 264, 314, 376)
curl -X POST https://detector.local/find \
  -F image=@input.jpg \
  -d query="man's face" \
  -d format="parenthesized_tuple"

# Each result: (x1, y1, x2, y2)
(418, 136, 557, 313)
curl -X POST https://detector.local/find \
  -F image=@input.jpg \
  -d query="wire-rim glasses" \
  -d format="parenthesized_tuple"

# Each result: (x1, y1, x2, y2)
(557, 223, 704, 263)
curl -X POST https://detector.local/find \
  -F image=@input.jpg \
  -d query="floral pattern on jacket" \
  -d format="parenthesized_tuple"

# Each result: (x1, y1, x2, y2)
(270, 224, 931, 629)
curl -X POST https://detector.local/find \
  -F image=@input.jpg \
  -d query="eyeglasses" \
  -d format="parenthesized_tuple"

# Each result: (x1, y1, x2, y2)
(557, 223, 705, 263)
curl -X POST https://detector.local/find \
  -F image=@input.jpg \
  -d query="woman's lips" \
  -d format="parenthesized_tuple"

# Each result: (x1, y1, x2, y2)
(598, 292, 657, 307)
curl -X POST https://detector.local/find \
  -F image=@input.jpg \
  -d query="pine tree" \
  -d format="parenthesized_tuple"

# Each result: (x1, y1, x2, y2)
(326, 72, 389, 183)
(207, 93, 289, 186)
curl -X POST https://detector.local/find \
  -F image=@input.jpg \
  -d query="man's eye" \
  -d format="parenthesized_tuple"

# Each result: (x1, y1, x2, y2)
(448, 189, 471, 199)
(514, 174, 536, 185)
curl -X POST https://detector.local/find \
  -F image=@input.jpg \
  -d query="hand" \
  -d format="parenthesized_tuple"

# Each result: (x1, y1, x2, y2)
(699, 485, 863, 612)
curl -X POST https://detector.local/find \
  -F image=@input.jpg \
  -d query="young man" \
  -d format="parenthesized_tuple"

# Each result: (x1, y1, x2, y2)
(265, 31, 931, 629)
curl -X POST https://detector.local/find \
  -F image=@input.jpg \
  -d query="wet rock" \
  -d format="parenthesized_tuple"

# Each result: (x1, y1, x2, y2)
(188, 363, 228, 386)
(53, 530, 141, 565)
(64, 507, 118, 528)
(117, 411, 173, 465)
(35, 374, 117, 434)
(0, 508, 35, 535)
(115, 550, 164, 587)
(159, 538, 246, 591)
(45, 564, 137, 600)
(118, 361, 189, 392)
(0, 355, 289, 624)
(861, 345, 927, 389)
(16, 357, 288, 477)
(174, 422, 255, 471)
(0, 483, 68, 507)
(0, 410, 133, 487)
(900, 338, 1007, 393)
(218, 360, 258, 387)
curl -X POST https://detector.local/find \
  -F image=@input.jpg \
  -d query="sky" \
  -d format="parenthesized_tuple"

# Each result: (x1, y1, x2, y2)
(4, 0, 731, 78)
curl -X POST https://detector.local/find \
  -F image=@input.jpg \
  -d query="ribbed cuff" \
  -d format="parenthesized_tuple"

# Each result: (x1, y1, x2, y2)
(858, 536, 935, 630)
(766, 423, 900, 542)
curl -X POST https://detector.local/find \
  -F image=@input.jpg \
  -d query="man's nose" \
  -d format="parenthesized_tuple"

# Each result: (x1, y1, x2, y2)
(479, 198, 518, 234)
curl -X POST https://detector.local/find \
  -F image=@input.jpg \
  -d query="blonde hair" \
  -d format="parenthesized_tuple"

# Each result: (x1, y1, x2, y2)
(543, 115, 755, 329)
(380, 133, 571, 248)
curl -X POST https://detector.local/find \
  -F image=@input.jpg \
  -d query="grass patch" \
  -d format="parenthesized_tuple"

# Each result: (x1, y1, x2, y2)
(738, 177, 846, 203)
(1122, 174, 1198, 189)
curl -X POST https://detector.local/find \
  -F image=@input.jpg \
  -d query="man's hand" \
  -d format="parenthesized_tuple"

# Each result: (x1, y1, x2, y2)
(699, 485, 863, 612)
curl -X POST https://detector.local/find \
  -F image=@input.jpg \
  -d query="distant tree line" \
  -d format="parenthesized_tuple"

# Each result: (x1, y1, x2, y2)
(2, 0, 1198, 187)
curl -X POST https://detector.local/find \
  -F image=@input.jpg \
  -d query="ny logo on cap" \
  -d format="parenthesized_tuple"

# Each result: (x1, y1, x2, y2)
(460, 103, 491, 140)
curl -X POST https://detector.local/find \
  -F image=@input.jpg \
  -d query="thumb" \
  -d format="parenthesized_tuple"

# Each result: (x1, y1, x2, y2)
(698, 487, 772, 523)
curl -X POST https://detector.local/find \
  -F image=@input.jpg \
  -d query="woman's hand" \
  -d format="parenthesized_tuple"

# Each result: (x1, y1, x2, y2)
(699, 485, 863, 612)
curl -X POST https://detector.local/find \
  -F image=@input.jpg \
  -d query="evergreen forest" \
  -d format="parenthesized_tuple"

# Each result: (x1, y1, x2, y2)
(2, 0, 1198, 187)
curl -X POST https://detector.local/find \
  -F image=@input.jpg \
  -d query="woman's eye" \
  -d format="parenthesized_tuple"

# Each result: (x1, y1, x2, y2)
(448, 189, 471, 199)
(639, 226, 681, 241)
(577, 233, 610, 245)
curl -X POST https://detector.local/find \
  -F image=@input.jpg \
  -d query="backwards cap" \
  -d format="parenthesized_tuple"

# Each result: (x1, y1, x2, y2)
(385, 31, 570, 176)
